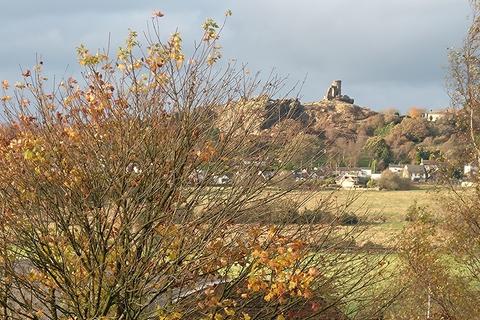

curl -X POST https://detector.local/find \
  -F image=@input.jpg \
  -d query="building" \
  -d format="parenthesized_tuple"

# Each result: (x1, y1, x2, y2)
(422, 109, 453, 122)
(402, 165, 427, 181)
(337, 174, 363, 189)
(388, 164, 404, 174)
(334, 167, 372, 178)
(464, 164, 479, 177)
(420, 159, 441, 179)
(213, 175, 231, 185)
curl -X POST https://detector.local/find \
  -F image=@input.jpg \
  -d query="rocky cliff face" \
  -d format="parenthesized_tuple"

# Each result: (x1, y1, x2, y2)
(256, 98, 378, 137)
(305, 100, 378, 135)
(260, 98, 310, 130)
(216, 96, 380, 142)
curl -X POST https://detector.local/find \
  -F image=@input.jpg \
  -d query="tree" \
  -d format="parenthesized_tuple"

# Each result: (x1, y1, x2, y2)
(283, 133, 324, 168)
(0, 13, 388, 320)
(377, 170, 411, 191)
(384, 2, 480, 318)
(448, 0, 480, 165)
(363, 136, 393, 169)
(389, 118, 431, 143)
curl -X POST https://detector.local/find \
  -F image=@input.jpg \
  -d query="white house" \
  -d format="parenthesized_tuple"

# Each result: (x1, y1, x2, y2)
(334, 167, 372, 178)
(402, 165, 427, 181)
(337, 174, 362, 189)
(213, 175, 231, 185)
(464, 164, 479, 177)
(420, 159, 442, 179)
(388, 164, 404, 174)
(422, 109, 448, 122)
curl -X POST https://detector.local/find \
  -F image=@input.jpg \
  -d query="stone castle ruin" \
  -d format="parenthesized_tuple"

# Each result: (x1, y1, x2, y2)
(324, 80, 354, 104)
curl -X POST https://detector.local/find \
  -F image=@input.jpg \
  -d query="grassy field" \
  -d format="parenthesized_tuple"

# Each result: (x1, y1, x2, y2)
(299, 187, 445, 247)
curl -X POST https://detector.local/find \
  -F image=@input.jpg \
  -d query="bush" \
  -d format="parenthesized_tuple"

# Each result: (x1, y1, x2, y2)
(405, 201, 420, 222)
(362, 240, 386, 250)
(236, 200, 336, 224)
(367, 179, 378, 188)
(340, 213, 360, 225)
(301, 208, 335, 224)
(405, 200, 432, 222)
(378, 170, 412, 190)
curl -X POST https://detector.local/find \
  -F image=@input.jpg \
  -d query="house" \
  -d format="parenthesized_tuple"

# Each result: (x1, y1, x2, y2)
(213, 175, 231, 185)
(189, 169, 206, 184)
(422, 109, 448, 122)
(334, 167, 372, 178)
(388, 164, 404, 174)
(337, 174, 362, 189)
(402, 165, 427, 181)
(420, 159, 441, 179)
(463, 164, 478, 186)
(292, 169, 310, 181)
(464, 164, 478, 177)
(258, 170, 275, 180)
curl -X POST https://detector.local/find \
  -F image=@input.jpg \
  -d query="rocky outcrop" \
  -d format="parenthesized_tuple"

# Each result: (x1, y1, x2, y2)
(260, 98, 310, 130)
(324, 80, 354, 104)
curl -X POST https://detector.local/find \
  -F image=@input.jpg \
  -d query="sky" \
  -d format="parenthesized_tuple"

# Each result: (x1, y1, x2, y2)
(0, 0, 472, 111)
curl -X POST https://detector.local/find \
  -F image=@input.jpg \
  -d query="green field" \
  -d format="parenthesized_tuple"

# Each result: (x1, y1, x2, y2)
(299, 187, 444, 247)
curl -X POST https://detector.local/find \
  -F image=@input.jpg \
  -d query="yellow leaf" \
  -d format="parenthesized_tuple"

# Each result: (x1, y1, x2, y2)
(277, 315, 285, 320)
(224, 307, 235, 316)
(23, 150, 34, 160)
(243, 313, 251, 320)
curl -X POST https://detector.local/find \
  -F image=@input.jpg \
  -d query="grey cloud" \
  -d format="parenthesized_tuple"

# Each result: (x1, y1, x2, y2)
(0, 0, 472, 111)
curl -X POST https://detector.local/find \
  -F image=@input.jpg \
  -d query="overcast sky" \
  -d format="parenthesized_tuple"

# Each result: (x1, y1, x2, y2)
(0, 0, 472, 111)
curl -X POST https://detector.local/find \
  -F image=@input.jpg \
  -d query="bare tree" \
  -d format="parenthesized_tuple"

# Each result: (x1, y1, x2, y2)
(448, 0, 480, 164)
(0, 14, 389, 320)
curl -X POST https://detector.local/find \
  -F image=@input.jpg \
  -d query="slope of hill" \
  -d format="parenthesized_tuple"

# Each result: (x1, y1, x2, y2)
(218, 97, 467, 170)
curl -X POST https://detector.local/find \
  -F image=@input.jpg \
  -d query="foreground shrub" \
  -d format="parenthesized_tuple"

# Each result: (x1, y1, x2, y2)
(339, 213, 360, 225)
(378, 170, 412, 190)
(235, 199, 336, 224)
(366, 178, 378, 188)
(0, 13, 391, 320)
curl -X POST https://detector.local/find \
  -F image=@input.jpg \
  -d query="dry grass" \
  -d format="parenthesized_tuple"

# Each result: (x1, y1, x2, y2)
(294, 187, 446, 247)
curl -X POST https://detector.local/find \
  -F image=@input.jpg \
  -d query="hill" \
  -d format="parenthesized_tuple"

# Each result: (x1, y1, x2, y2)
(218, 96, 467, 171)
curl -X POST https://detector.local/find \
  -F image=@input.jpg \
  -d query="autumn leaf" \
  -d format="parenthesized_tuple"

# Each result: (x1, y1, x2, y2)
(15, 81, 26, 89)
(153, 10, 164, 17)
(1, 79, 9, 90)
(202, 18, 219, 41)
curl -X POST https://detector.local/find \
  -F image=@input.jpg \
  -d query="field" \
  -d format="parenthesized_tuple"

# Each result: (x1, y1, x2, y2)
(299, 187, 445, 247)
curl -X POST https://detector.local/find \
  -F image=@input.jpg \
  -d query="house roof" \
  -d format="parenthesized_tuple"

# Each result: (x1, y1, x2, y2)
(335, 167, 371, 172)
(424, 108, 450, 114)
(421, 160, 439, 166)
(388, 164, 404, 169)
(405, 165, 426, 174)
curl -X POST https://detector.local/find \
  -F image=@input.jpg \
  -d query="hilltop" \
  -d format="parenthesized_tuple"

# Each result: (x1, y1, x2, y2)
(218, 94, 466, 171)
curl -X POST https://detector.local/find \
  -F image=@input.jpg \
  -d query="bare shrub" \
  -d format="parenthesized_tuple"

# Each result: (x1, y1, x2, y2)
(378, 170, 412, 190)
(0, 14, 390, 320)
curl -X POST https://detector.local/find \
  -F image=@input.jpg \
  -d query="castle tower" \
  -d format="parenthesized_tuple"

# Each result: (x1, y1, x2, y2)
(332, 80, 342, 96)
(325, 80, 342, 100)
